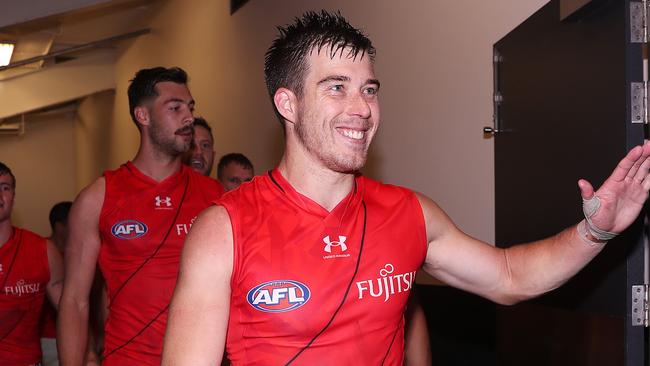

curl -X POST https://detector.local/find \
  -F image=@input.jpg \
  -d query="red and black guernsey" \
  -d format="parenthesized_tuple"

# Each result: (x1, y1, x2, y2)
(218, 169, 428, 365)
(99, 162, 223, 366)
(0, 227, 49, 366)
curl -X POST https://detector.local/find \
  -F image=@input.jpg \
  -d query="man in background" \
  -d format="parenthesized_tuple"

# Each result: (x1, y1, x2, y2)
(184, 117, 216, 177)
(59, 67, 223, 366)
(216, 153, 254, 192)
(0, 162, 64, 366)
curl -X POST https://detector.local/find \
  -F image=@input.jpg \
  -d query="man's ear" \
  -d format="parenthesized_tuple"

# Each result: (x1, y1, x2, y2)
(273, 88, 298, 126)
(134, 106, 151, 126)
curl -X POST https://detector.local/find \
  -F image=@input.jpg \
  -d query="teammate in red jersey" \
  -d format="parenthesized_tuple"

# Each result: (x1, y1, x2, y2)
(58, 67, 223, 366)
(0, 162, 64, 366)
(163, 11, 650, 365)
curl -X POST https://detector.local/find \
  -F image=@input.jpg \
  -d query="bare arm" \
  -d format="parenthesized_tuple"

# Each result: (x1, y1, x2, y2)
(45, 239, 64, 309)
(58, 178, 104, 366)
(162, 205, 233, 365)
(423, 142, 650, 305)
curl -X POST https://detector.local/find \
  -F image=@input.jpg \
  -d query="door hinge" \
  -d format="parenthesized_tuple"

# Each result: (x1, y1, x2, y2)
(631, 82, 648, 124)
(631, 1, 650, 43)
(632, 285, 648, 326)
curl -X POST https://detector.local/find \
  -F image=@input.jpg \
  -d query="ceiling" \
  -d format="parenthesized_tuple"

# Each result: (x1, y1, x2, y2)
(0, 0, 159, 125)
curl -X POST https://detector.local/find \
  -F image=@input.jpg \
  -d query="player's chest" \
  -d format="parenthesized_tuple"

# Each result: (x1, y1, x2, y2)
(101, 188, 208, 255)
(235, 211, 423, 319)
(0, 249, 47, 300)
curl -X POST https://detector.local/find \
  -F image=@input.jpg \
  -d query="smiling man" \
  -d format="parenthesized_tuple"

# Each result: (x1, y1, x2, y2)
(184, 117, 217, 177)
(58, 67, 223, 366)
(163, 12, 650, 365)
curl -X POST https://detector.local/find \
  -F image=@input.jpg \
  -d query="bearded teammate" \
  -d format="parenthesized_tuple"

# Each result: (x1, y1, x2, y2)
(58, 67, 223, 366)
(163, 12, 650, 365)
(0, 162, 64, 366)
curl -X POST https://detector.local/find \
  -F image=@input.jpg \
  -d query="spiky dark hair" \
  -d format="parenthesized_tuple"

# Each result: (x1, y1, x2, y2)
(264, 10, 375, 121)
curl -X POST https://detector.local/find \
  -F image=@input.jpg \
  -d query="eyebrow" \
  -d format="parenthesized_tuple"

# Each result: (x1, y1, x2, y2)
(317, 75, 350, 85)
(317, 76, 381, 90)
(164, 98, 196, 107)
(367, 79, 381, 89)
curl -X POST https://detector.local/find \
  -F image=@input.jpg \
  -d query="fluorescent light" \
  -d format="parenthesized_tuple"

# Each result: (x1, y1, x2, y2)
(0, 43, 14, 67)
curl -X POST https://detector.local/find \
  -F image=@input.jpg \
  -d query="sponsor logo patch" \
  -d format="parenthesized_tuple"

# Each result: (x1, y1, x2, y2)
(247, 280, 310, 313)
(5, 279, 40, 296)
(111, 220, 148, 240)
(356, 263, 416, 302)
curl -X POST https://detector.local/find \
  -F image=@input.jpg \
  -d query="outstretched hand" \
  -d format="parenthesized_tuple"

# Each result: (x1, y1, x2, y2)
(578, 141, 650, 233)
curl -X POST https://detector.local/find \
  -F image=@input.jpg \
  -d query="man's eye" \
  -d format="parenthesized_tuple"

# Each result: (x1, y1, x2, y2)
(330, 85, 343, 92)
(364, 87, 377, 95)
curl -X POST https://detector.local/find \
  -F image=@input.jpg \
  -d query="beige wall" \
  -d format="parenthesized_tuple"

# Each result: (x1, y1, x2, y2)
(76, 89, 115, 189)
(0, 114, 77, 236)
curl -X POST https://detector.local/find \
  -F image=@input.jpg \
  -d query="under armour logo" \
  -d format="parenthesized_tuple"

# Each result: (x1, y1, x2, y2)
(155, 196, 172, 207)
(323, 235, 347, 253)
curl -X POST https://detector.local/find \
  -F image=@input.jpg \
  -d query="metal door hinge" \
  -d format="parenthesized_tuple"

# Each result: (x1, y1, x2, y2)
(631, 82, 648, 124)
(631, 1, 650, 43)
(632, 285, 648, 326)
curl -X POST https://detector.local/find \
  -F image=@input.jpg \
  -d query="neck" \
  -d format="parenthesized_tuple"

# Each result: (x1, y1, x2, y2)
(278, 146, 356, 212)
(0, 219, 13, 248)
(132, 139, 183, 182)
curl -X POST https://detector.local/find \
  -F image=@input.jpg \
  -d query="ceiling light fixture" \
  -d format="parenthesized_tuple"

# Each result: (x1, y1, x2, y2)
(0, 43, 15, 67)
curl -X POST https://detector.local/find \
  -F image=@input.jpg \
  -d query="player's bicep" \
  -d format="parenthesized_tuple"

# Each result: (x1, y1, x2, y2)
(62, 178, 104, 302)
(417, 193, 512, 302)
(163, 205, 233, 365)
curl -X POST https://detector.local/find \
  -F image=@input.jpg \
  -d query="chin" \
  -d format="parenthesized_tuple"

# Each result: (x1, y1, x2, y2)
(327, 157, 366, 173)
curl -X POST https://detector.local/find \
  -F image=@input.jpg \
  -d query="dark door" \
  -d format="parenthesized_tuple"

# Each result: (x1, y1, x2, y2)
(493, 0, 646, 365)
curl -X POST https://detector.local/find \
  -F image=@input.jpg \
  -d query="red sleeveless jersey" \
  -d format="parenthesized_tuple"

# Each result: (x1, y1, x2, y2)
(98, 162, 223, 365)
(0, 227, 49, 366)
(218, 169, 428, 365)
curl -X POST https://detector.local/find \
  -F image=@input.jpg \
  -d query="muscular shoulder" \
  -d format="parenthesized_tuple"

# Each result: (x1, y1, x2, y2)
(413, 192, 459, 244)
(72, 176, 106, 223)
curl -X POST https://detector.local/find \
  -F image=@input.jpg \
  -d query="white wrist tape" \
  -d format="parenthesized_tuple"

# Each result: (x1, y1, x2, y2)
(582, 195, 618, 241)
(577, 220, 607, 246)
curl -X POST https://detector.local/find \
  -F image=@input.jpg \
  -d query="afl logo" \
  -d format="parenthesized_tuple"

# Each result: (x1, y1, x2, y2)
(247, 280, 310, 313)
(111, 220, 148, 240)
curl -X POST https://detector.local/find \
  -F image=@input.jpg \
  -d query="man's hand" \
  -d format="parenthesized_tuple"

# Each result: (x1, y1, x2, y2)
(578, 141, 650, 233)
